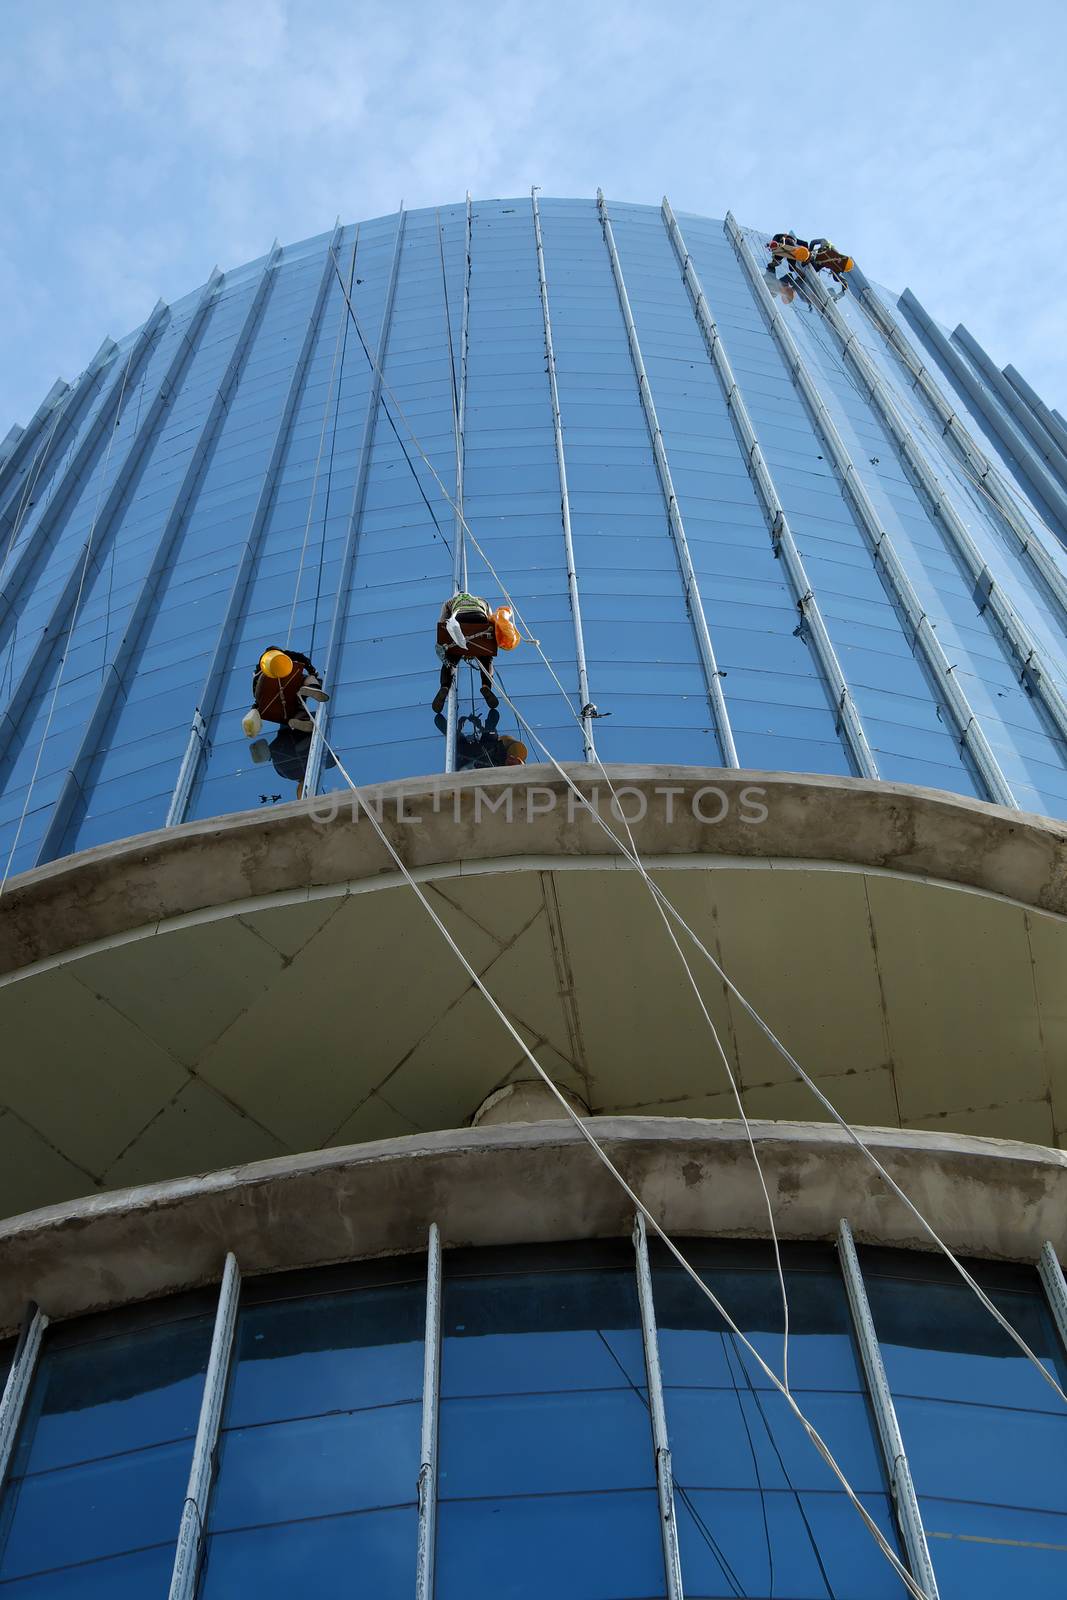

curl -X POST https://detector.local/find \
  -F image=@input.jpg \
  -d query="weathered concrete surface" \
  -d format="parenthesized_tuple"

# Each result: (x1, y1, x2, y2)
(2, 1117, 1065, 1334)
(472, 1079, 590, 1126)
(2, 767, 1064, 977)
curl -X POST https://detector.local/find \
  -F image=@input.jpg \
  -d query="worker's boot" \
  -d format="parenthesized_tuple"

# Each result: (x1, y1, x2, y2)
(288, 713, 314, 734)
(432, 686, 449, 715)
(299, 684, 329, 703)
(481, 682, 499, 710)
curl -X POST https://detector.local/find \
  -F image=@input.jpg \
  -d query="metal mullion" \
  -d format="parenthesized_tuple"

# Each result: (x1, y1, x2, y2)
(725, 214, 1015, 808)
(804, 270, 1067, 753)
(0, 1304, 48, 1495)
(166, 225, 345, 827)
(663, 199, 877, 780)
(36, 247, 282, 863)
(0, 380, 70, 537)
(533, 187, 596, 763)
(1038, 1241, 1067, 1358)
(1003, 366, 1067, 461)
(303, 207, 407, 797)
(0, 341, 119, 547)
(444, 194, 473, 774)
(861, 282, 1067, 631)
(837, 1221, 939, 1598)
(415, 1222, 442, 1600)
(953, 325, 1067, 494)
(598, 190, 738, 768)
(632, 1211, 685, 1600)
(0, 279, 220, 776)
(0, 302, 169, 636)
(167, 1253, 240, 1600)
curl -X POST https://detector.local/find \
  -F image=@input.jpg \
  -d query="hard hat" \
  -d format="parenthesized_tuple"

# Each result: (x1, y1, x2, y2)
(843, 257, 854, 272)
(260, 647, 294, 680)
(502, 737, 528, 764)
(793, 246, 811, 263)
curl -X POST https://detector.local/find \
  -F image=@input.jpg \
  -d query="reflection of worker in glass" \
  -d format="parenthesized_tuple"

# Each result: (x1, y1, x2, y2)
(766, 272, 798, 306)
(433, 708, 527, 769)
(249, 726, 335, 797)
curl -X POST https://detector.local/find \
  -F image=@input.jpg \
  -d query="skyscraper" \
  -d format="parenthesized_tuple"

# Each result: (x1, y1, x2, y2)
(0, 194, 1065, 1597)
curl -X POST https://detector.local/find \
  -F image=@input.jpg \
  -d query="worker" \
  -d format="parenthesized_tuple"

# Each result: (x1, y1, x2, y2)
(432, 591, 499, 714)
(808, 239, 855, 287)
(244, 646, 329, 736)
(766, 232, 810, 273)
(433, 707, 527, 769)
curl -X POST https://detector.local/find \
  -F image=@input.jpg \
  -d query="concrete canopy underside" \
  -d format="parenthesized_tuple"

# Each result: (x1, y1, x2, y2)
(0, 766, 1064, 1218)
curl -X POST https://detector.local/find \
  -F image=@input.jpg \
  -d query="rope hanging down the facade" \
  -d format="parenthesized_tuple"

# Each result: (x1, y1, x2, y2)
(322, 227, 1067, 1412)
(315, 721, 932, 1600)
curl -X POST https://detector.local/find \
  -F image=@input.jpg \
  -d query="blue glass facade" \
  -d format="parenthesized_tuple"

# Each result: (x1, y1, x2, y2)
(1, 1240, 1065, 1597)
(1, 194, 1065, 878)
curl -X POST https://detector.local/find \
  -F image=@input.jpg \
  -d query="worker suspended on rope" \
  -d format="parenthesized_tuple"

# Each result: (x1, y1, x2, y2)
(433, 706, 528, 770)
(242, 646, 329, 738)
(432, 591, 520, 713)
(766, 232, 811, 273)
(808, 239, 855, 287)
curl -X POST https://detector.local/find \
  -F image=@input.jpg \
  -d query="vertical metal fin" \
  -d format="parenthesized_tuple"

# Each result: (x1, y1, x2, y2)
(633, 1211, 686, 1600)
(37, 248, 282, 863)
(725, 213, 1015, 808)
(303, 206, 407, 797)
(803, 270, 1067, 753)
(444, 197, 472, 774)
(838, 1221, 939, 1598)
(167, 1253, 241, 1600)
(0, 1304, 48, 1494)
(598, 190, 738, 768)
(1038, 1241, 1067, 1358)
(663, 198, 877, 779)
(165, 224, 345, 827)
(415, 1222, 443, 1600)
(533, 187, 596, 762)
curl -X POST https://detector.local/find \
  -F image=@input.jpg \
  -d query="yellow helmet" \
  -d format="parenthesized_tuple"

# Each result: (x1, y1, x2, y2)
(843, 257, 855, 273)
(260, 648, 294, 680)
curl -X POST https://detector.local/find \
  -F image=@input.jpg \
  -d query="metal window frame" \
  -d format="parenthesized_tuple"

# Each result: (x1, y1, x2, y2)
(1038, 1240, 1067, 1358)
(0, 380, 69, 532)
(725, 213, 1015, 808)
(415, 1222, 442, 1600)
(0, 1303, 48, 1495)
(868, 283, 1067, 632)
(598, 189, 739, 769)
(662, 198, 877, 780)
(533, 186, 597, 763)
(444, 195, 473, 774)
(168, 1252, 241, 1600)
(303, 206, 407, 798)
(837, 1221, 939, 1598)
(633, 1211, 686, 1599)
(0, 301, 170, 639)
(805, 270, 1067, 754)
(952, 325, 1067, 495)
(35, 247, 282, 864)
(165, 224, 345, 828)
(0, 278, 220, 777)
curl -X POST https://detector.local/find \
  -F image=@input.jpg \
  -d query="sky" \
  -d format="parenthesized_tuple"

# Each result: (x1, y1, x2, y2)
(1, 0, 1065, 430)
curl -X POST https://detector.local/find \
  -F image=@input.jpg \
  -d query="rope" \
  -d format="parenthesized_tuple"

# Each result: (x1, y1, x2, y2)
(315, 724, 931, 1600)
(324, 246, 1067, 1409)
(287, 232, 358, 646)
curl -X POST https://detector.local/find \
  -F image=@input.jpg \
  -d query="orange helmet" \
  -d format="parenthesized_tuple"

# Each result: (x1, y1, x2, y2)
(843, 256, 855, 272)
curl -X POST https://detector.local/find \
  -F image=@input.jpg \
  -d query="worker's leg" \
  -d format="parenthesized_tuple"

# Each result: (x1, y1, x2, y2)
(298, 667, 329, 705)
(432, 658, 455, 715)
(478, 660, 499, 710)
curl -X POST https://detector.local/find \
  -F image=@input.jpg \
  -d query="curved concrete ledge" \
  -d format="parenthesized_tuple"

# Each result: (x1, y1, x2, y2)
(1, 766, 1064, 976)
(2, 1116, 1065, 1333)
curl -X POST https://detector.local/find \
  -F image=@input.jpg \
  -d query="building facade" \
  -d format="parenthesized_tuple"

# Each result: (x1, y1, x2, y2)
(0, 195, 1066, 1597)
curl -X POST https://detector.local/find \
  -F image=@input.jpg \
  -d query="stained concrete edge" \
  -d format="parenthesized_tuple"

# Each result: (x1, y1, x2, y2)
(1, 766, 1065, 977)
(2, 1116, 1065, 1334)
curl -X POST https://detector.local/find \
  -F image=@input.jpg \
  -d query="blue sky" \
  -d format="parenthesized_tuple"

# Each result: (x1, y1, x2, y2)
(1, 0, 1064, 428)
